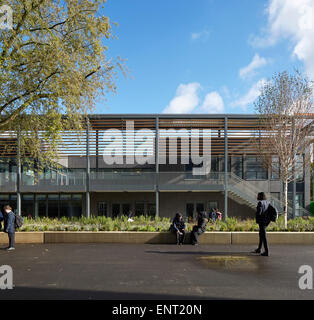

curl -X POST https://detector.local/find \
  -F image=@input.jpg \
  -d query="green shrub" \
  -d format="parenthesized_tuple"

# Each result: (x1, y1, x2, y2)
(16, 215, 314, 232)
(310, 202, 314, 216)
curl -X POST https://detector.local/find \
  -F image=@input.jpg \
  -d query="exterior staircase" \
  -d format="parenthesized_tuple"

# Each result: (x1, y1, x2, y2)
(226, 172, 311, 217)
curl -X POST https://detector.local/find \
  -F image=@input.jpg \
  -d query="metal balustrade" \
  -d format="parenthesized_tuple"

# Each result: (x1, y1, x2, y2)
(158, 172, 225, 191)
(0, 169, 310, 217)
(227, 172, 311, 217)
(0, 172, 17, 192)
(20, 171, 87, 192)
(90, 171, 156, 191)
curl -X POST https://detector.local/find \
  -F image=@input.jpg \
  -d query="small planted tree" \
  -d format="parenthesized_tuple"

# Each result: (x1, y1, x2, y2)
(254, 70, 314, 228)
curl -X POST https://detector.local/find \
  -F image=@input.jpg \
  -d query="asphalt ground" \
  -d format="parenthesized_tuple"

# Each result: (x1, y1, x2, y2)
(0, 243, 313, 300)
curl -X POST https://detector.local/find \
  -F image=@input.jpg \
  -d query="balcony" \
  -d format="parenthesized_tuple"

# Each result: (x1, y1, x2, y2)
(158, 172, 225, 191)
(0, 171, 227, 193)
(20, 171, 86, 193)
(0, 173, 17, 192)
(90, 171, 156, 191)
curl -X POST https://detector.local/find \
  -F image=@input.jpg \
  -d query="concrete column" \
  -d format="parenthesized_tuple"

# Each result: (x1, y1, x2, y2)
(155, 116, 159, 218)
(86, 118, 91, 219)
(224, 116, 228, 220)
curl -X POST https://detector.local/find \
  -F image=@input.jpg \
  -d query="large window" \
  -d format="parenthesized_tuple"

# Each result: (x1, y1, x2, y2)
(35, 194, 47, 217)
(245, 156, 268, 180)
(288, 192, 304, 217)
(135, 202, 145, 216)
(22, 194, 34, 218)
(231, 156, 243, 178)
(271, 156, 280, 180)
(0, 158, 16, 185)
(0, 194, 17, 213)
(295, 155, 304, 181)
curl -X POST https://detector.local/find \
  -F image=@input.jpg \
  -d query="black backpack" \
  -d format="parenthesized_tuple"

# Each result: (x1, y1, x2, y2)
(267, 204, 278, 222)
(15, 214, 24, 229)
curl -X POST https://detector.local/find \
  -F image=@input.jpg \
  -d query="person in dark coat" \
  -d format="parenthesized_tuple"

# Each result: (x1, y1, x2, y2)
(0, 207, 3, 231)
(209, 208, 216, 222)
(170, 213, 186, 245)
(191, 211, 208, 245)
(3, 205, 15, 251)
(253, 192, 270, 256)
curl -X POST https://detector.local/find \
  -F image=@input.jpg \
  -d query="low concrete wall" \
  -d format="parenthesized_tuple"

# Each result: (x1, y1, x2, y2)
(199, 232, 231, 245)
(44, 232, 173, 244)
(0, 232, 44, 244)
(0, 231, 313, 245)
(231, 232, 314, 245)
(231, 232, 259, 245)
(44, 231, 232, 244)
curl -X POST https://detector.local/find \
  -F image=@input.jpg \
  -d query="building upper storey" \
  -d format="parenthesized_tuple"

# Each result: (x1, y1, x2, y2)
(0, 114, 312, 194)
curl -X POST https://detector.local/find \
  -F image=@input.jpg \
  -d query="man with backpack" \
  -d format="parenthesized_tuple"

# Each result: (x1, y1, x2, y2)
(3, 205, 16, 251)
(252, 192, 277, 257)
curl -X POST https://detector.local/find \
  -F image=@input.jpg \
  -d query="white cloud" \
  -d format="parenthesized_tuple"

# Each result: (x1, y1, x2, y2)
(230, 79, 266, 111)
(190, 29, 210, 42)
(199, 91, 224, 113)
(250, 0, 314, 79)
(162, 83, 201, 114)
(239, 54, 268, 79)
(163, 83, 225, 114)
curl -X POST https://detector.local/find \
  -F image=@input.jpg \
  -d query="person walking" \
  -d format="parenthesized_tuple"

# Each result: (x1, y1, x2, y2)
(191, 211, 208, 245)
(3, 205, 16, 251)
(253, 192, 270, 256)
(170, 213, 186, 245)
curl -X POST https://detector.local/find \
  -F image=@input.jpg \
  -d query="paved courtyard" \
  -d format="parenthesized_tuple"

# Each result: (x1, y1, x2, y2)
(0, 243, 313, 300)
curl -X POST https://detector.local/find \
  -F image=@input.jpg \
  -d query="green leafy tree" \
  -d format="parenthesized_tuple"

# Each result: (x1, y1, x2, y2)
(0, 0, 123, 170)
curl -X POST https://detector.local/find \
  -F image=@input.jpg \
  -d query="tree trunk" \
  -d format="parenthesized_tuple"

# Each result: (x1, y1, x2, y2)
(283, 179, 288, 229)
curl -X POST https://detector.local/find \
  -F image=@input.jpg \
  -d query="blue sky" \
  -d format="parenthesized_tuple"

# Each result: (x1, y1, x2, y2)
(95, 0, 313, 114)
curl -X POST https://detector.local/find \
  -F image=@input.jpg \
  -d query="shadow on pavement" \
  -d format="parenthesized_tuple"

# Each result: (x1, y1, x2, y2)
(0, 287, 242, 300)
(145, 250, 255, 256)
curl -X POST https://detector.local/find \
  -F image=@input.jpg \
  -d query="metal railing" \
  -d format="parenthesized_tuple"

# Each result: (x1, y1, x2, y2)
(0, 172, 17, 192)
(90, 171, 156, 191)
(158, 172, 225, 191)
(227, 172, 311, 217)
(20, 171, 86, 192)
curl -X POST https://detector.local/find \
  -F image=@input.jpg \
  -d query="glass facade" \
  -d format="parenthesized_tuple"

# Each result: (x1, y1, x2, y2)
(288, 192, 304, 217)
(271, 156, 280, 180)
(0, 114, 310, 220)
(230, 156, 243, 178)
(0, 193, 82, 218)
(245, 156, 268, 180)
(0, 157, 16, 185)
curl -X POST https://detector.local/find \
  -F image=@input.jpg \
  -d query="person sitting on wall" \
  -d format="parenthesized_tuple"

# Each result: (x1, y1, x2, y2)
(170, 213, 186, 245)
(191, 211, 208, 245)
(210, 208, 216, 222)
(215, 208, 222, 221)
(127, 210, 134, 222)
